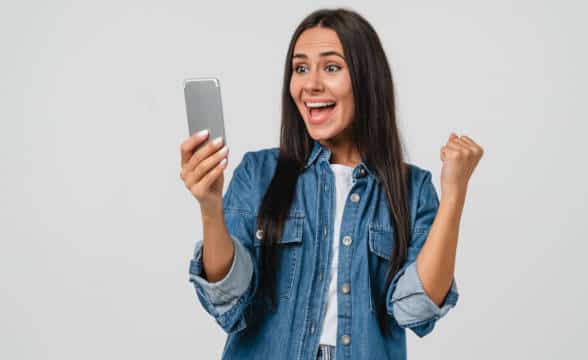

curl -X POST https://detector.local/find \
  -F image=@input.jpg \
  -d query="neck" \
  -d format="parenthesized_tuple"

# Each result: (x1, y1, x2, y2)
(319, 135, 361, 167)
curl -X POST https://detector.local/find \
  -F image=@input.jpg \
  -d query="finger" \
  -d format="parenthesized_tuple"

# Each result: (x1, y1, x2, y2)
(444, 142, 463, 158)
(185, 136, 225, 173)
(181, 129, 210, 166)
(455, 137, 481, 159)
(454, 138, 478, 159)
(459, 135, 477, 146)
(199, 157, 228, 190)
(460, 135, 485, 157)
(447, 132, 458, 144)
(447, 140, 478, 163)
(191, 145, 229, 184)
(451, 136, 473, 150)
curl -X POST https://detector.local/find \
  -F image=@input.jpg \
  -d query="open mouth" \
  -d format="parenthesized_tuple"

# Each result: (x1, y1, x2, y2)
(305, 101, 336, 124)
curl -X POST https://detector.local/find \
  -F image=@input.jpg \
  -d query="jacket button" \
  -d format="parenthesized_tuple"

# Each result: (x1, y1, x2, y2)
(350, 193, 360, 203)
(341, 283, 350, 294)
(341, 335, 351, 345)
(343, 235, 352, 246)
(342, 236, 352, 246)
(255, 229, 264, 240)
(359, 168, 366, 176)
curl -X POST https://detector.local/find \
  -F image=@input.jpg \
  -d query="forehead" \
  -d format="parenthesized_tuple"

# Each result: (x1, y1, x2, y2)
(293, 27, 343, 55)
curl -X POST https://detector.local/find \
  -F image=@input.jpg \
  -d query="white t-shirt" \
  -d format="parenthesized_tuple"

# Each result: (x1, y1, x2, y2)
(318, 163, 354, 346)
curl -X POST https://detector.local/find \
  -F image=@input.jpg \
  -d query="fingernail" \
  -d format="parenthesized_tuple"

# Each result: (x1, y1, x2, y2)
(219, 158, 227, 168)
(195, 129, 209, 137)
(212, 136, 223, 145)
(219, 145, 228, 155)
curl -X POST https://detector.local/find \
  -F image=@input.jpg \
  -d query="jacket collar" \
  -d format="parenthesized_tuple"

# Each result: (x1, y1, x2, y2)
(303, 139, 377, 181)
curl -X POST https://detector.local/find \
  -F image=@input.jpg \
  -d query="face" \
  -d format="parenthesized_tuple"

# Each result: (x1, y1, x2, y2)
(289, 27, 355, 145)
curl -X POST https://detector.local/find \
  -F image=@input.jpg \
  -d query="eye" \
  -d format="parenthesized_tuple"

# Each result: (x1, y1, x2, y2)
(294, 65, 308, 73)
(325, 64, 341, 72)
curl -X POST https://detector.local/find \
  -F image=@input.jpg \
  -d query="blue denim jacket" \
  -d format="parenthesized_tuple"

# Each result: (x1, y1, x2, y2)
(189, 140, 459, 360)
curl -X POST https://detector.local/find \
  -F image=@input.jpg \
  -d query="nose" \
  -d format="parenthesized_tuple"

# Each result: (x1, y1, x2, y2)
(302, 67, 324, 93)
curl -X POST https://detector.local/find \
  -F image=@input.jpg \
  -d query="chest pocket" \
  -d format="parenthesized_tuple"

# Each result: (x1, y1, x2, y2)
(253, 212, 304, 301)
(367, 224, 395, 313)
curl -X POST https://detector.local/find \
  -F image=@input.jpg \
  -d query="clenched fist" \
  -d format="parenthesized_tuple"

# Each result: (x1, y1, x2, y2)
(440, 133, 484, 198)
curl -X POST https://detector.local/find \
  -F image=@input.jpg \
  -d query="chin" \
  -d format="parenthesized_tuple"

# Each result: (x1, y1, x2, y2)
(305, 125, 337, 141)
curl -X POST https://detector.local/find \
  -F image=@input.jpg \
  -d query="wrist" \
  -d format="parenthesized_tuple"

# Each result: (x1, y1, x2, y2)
(440, 188, 467, 205)
(200, 204, 223, 224)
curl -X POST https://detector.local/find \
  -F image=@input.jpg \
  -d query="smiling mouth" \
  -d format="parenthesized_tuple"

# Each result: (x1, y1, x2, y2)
(305, 102, 337, 124)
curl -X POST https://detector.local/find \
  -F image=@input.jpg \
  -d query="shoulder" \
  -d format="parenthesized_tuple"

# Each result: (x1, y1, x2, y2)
(405, 162, 436, 199)
(223, 147, 279, 213)
(406, 163, 433, 186)
(240, 147, 279, 169)
(405, 163, 439, 218)
(234, 147, 280, 180)
(230, 146, 280, 191)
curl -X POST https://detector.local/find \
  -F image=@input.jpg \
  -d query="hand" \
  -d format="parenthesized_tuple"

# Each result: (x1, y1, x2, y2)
(180, 129, 229, 215)
(439, 133, 484, 198)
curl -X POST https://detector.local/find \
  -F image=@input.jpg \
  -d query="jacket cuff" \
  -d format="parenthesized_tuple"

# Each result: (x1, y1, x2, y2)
(189, 235, 254, 315)
(389, 261, 459, 335)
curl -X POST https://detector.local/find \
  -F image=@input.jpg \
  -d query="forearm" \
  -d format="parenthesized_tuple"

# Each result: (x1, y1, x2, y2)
(201, 209, 234, 282)
(415, 191, 465, 306)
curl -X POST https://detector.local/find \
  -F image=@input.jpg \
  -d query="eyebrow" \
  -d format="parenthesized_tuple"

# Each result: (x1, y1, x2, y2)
(292, 51, 345, 60)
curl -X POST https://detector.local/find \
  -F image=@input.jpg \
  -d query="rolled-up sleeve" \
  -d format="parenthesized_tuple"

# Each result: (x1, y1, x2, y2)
(386, 169, 460, 338)
(189, 234, 254, 315)
(390, 261, 459, 337)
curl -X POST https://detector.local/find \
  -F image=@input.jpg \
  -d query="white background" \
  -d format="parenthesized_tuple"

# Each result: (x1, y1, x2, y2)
(1, 0, 586, 358)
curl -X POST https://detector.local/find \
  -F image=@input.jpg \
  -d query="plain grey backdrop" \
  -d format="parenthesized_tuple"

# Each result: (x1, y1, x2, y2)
(1, 0, 586, 358)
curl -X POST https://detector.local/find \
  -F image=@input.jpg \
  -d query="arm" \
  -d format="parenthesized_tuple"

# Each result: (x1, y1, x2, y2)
(416, 191, 464, 307)
(418, 132, 483, 306)
(189, 233, 254, 315)
(387, 171, 459, 338)
(200, 208, 236, 283)
(188, 152, 259, 334)
(390, 133, 483, 337)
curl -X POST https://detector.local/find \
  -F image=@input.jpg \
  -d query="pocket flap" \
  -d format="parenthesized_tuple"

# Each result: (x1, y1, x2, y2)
(254, 211, 304, 246)
(368, 225, 395, 260)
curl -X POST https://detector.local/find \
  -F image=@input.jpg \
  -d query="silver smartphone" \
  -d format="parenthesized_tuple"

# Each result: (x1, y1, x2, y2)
(183, 77, 227, 152)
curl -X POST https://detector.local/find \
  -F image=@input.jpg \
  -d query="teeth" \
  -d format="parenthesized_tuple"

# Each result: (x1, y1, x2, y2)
(305, 102, 335, 108)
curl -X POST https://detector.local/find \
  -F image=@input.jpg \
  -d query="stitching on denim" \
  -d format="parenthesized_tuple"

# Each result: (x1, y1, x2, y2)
(391, 290, 427, 303)
(252, 217, 304, 301)
(224, 207, 253, 217)
(398, 314, 439, 329)
(368, 228, 393, 261)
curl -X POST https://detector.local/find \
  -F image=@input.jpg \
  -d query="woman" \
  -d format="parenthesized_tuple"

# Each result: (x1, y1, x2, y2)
(180, 8, 483, 360)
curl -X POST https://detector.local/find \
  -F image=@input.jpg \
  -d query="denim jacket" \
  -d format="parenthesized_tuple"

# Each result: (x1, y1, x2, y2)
(188, 140, 459, 360)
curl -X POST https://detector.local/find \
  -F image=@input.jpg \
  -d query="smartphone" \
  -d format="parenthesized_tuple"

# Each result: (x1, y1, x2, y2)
(183, 77, 227, 152)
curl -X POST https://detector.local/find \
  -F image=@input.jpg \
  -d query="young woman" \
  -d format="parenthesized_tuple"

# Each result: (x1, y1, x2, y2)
(180, 8, 483, 360)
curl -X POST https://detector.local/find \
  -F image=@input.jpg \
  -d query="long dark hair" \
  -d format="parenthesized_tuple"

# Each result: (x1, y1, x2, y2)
(255, 8, 411, 337)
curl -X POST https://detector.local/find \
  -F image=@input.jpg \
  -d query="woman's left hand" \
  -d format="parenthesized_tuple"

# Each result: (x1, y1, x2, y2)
(439, 133, 484, 198)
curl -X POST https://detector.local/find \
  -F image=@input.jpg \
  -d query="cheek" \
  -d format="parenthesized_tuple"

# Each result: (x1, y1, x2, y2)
(342, 81, 355, 119)
(340, 101, 354, 127)
(289, 78, 294, 96)
(328, 76, 353, 101)
(335, 83, 354, 120)
(289, 77, 300, 100)
(289, 79, 306, 116)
